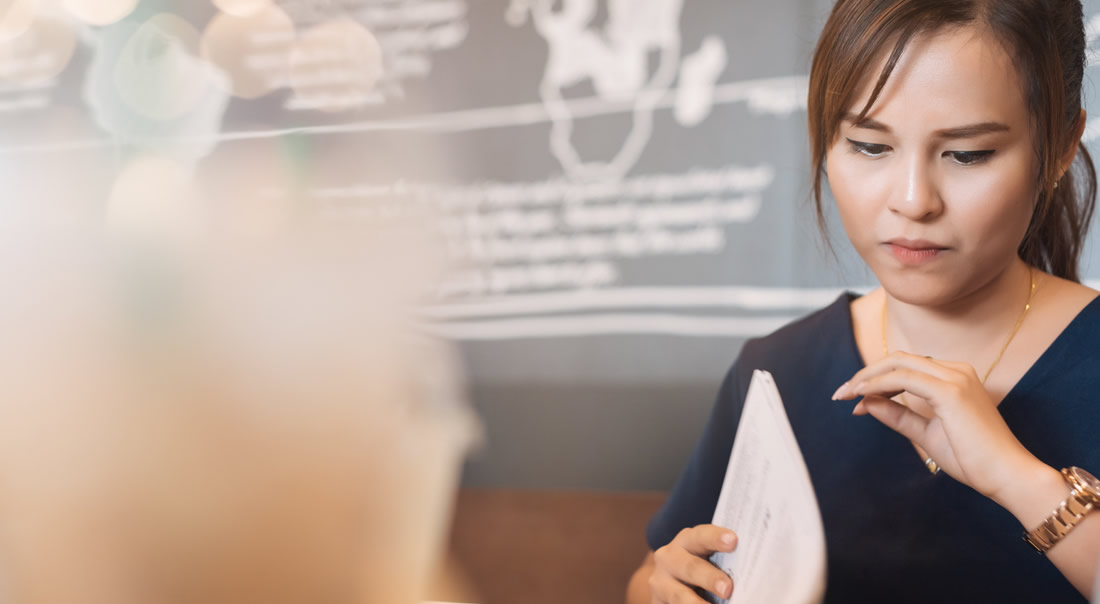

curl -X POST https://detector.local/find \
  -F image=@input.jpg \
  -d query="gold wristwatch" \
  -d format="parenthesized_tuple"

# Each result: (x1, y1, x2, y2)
(1023, 467, 1100, 554)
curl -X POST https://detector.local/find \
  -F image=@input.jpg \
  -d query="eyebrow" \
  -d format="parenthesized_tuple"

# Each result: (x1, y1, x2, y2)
(842, 113, 1011, 139)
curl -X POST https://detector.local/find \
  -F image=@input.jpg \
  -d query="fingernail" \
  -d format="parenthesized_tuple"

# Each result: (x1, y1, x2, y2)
(716, 580, 730, 597)
(721, 532, 735, 546)
(831, 382, 849, 400)
(851, 381, 867, 395)
(852, 401, 866, 415)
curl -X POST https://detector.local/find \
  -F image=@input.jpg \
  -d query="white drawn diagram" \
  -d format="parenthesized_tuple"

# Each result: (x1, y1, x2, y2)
(507, 0, 729, 181)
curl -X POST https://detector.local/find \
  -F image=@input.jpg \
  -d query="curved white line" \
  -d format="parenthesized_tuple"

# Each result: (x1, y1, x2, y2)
(425, 286, 863, 319)
(425, 312, 799, 340)
(0, 76, 809, 154)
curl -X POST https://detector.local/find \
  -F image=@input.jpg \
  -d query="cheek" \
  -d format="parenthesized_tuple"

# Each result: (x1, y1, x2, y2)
(825, 149, 887, 243)
(942, 162, 1036, 247)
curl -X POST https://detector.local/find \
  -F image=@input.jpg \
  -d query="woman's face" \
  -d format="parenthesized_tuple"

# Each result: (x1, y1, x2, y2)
(825, 26, 1039, 305)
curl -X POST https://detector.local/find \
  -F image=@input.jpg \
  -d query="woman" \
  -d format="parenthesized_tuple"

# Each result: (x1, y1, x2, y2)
(626, 1, 1100, 602)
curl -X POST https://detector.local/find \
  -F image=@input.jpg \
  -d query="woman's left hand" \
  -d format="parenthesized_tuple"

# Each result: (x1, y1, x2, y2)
(832, 351, 1040, 502)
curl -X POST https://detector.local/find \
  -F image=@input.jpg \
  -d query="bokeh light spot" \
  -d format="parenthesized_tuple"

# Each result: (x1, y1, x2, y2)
(201, 4, 294, 99)
(62, 0, 138, 26)
(289, 20, 384, 113)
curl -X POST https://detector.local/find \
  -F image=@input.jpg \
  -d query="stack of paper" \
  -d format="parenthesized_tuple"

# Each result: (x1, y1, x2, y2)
(707, 370, 826, 604)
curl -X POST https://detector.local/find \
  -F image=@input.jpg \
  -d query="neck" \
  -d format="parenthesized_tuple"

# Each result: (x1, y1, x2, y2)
(883, 259, 1035, 365)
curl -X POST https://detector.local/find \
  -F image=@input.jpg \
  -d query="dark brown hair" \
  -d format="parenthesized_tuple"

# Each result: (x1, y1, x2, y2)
(808, 0, 1096, 282)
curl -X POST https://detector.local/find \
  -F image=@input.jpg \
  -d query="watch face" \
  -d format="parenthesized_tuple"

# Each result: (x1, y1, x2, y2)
(1070, 467, 1100, 495)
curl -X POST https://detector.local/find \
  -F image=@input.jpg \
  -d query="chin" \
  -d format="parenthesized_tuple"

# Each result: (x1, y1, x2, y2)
(871, 268, 962, 307)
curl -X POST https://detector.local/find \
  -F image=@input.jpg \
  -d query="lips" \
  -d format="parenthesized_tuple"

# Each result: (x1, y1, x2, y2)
(885, 238, 948, 265)
(887, 238, 948, 251)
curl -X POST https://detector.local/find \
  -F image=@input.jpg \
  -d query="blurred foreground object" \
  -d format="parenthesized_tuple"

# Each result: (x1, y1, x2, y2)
(0, 175, 479, 603)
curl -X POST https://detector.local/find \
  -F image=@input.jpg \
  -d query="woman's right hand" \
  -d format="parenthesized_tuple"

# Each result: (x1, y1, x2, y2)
(648, 524, 737, 603)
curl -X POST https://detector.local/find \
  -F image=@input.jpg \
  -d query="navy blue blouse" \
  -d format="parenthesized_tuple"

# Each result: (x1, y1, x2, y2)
(647, 293, 1100, 603)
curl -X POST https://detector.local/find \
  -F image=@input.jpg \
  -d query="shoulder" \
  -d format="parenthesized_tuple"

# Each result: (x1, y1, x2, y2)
(1030, 274, 1100, 347)
(1038, 276, 1100, 366)
(1010, 276, 1100, 461)
(738, 292, 857, 371)
(1039, 274, 1098, 316)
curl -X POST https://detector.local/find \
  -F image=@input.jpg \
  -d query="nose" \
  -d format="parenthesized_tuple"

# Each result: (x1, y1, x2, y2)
(887, 155, 943, 222)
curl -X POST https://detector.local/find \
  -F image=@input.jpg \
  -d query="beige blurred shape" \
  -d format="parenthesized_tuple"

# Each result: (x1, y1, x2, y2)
(0, 0, 34, 42)
(289, 19, 384, 113)
(197, 142, 297, 252)
(0, 11, 76, 84)
(212, 0, 272, 18)
(113, 13, 215, 120)
(0, 191, 475, 604)
(62, 0, 137, 25)
(106, 153, 204, 245)
(201, 3, 294, 99)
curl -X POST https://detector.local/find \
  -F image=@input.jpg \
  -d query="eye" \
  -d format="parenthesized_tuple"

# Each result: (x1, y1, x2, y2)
(846, 138, 890, 158)
(944, 150, 995, 166)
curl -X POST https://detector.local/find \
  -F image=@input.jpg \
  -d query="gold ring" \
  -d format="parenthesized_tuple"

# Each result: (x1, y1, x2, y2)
(924, 457, 941, 475)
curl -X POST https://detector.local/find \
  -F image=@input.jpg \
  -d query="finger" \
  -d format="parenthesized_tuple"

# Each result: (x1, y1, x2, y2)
(925, 356, 978, 375)
(653, 544, 733, 600)
(673, 525, 737, 556)
(672, 556, 732, 600)
(853, 393, 934, 420)
(846, 350, 949, 385)
(833, 351, 959, 399)
(861, 394, 931, 442)
(850, 368, 944, 402)
(649, 576, 712, 604)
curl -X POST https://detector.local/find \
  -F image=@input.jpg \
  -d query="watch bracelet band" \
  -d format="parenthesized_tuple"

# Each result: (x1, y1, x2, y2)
(1022, 471, 1096, 554)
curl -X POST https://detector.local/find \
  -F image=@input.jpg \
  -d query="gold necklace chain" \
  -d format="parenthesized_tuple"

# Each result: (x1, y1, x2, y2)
(880, 266, 1036, 385)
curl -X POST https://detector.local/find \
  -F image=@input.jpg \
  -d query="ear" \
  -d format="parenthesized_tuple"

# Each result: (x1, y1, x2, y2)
(1059, 109, 1089, 177)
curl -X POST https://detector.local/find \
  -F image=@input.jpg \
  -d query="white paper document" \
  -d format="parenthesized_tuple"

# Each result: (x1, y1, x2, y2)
(707, 370, 826, 604)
